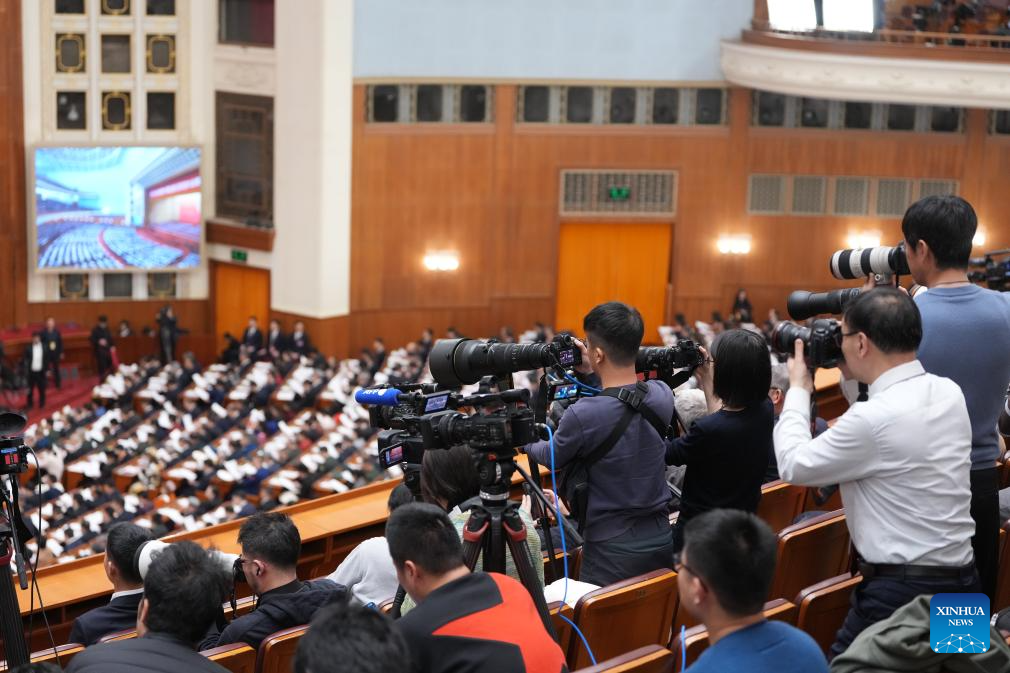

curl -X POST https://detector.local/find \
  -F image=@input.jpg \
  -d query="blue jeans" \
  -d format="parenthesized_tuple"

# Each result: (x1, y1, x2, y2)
(829, 569, 981, 660)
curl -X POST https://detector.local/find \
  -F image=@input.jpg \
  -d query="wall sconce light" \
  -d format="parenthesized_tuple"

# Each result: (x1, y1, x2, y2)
(717, 235, 752, 255)
(973, 229, 986, 247)
(845, 231, 882, 249)
(423, 251, 460, 272)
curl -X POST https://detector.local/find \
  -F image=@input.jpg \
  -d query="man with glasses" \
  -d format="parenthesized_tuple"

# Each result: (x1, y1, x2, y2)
(774, 288, 978, 659)
(675, 509, 827, 672)
(200, 512, 348, 651)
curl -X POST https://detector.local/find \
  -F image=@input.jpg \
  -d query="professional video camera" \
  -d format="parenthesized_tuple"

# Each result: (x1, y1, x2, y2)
(771, 319, 843, 369)
(0, 413, 32, 667)
(635, 340, 705, 387)
(968, 249, 1010, 292)
(829, 243, 909, 282)
(786, 287, 862, 321)
(0, 412, 29, 476)
(428, 334, 581, 388)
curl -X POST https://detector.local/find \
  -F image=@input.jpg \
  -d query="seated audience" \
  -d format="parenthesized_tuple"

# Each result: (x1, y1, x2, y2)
(201, 512, 347, 651)
(67, 541, 231, 673)
(326, 484, 414, 606)
(69, 523, 153, 645)
(388, 503, 566, 673)
(295, 602, 409, 673)
(666, 329, 773, 551)
(677, 509, 828, 672)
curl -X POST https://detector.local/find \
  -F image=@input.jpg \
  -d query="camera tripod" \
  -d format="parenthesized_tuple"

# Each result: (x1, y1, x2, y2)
(0, 472, 31, 668)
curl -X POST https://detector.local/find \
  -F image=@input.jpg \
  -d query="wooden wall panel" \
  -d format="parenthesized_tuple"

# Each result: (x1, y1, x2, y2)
(0, 0, 27, 329)
(350, 83, 1010, 344)
(26, 299, 210, 336)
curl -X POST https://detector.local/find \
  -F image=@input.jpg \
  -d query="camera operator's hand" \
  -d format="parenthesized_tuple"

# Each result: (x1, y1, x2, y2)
(573, 338, 592, 375)
(787, 338, 814, 393)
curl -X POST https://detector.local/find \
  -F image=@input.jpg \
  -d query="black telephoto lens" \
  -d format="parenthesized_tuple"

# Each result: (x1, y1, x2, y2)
(786, 287, 862, 320)
(428, 337, 578, 387)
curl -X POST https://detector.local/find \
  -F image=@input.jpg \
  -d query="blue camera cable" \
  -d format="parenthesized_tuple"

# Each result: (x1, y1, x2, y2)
(546, 425, 597, 666)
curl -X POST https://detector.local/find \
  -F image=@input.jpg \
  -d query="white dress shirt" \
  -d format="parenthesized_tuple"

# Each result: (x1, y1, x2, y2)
(31, 343, 44, 372)
(774, 360, 975, 566)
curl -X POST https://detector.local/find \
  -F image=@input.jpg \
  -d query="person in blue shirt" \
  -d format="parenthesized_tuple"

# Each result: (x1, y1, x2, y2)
(901, 194, 1010, 603)
(676, 509, 828, 673)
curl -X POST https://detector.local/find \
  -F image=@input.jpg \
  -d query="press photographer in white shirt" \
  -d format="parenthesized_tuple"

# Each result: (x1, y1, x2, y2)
(773, 287, 978, 660)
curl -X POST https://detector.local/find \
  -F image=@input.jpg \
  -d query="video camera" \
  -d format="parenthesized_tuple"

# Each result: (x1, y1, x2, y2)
(771, 319, 843, 369)
(968, 249, 1010, 292)
(428, 334, 581, 388)
(0, 413, 28, 477)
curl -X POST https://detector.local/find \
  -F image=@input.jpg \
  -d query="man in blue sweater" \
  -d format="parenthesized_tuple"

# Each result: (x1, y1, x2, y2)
(902, 195, 1010, 602)
(677, 509, 827, 673)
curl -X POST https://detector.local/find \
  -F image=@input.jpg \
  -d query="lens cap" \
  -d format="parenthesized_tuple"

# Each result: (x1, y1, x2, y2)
(0, 412, 27, 437)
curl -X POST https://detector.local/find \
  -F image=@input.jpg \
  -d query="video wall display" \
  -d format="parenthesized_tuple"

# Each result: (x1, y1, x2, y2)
(34, 146, 202, 271)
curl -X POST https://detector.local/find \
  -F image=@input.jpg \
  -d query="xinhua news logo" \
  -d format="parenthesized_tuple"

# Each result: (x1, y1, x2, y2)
(929, 593, 990, 654)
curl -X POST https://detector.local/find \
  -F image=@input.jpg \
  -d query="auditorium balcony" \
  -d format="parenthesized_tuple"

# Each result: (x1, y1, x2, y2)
(724, 1, 1010, 109)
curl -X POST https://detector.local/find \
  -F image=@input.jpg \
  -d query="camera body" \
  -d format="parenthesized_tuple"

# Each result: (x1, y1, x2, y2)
(771, 319, 843, 369)
(418, 408, 538, 452)
(0, 413, 29, 477)
(968, 249, 1010, 292)
(636, 341, 704, 376)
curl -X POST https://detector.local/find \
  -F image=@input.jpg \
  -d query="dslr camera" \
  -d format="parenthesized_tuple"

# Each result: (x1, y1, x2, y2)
(771, 319, 843, 369)
(968, 249, 1010, 292)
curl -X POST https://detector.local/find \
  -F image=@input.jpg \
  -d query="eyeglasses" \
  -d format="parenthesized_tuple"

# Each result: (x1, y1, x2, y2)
(672, 552, 700, 579)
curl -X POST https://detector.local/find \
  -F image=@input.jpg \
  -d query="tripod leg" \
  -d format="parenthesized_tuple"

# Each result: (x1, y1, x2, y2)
(502, 511, 557, 640)
(461, 512, 489, 572)
(0, 540, 29, 667)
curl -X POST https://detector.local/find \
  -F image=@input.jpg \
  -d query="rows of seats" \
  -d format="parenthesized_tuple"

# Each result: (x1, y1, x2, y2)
(38, 223, 118, 269)
(101, 226, 186, 268)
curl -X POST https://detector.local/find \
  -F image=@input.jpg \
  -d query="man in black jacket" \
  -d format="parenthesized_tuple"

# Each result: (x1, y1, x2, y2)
(66, 541, 231, 673)
(69, 523, 153, 646)
(200, 512, 347, 652)
(41, 316, 63, 389)
(22, 332, 49, 409)
(242, 316, 264, 354)
(90, 315, 114, 380)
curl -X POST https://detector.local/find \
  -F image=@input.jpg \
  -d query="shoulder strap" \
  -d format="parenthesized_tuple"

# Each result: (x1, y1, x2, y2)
(598, 381, 673, 440)
(581, 404, 637, 469)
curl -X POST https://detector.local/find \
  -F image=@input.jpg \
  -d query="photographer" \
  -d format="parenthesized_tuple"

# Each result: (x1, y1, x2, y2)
(901, 195, 1010, 602)
(665, 330, 773, 552)
(523, 302, 672, 587)
(774, 288, 978, 659)
(67, 541, 231, 673)
(200, 512, 347, 651)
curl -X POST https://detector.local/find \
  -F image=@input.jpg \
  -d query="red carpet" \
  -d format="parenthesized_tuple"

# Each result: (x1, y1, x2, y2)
(0, 376, 99, 425)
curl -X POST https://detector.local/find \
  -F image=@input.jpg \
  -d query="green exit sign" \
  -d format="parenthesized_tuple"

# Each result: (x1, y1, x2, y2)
(231, 249, 248, 263)
(608, 186, 631, 201)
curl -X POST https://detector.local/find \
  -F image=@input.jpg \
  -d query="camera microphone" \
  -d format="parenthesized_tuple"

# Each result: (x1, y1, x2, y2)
(354, 388, 405, 406)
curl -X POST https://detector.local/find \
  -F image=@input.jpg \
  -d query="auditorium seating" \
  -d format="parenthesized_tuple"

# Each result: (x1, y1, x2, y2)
(795, 573, 862, 653)
(256, 624, 308, 673)
(756, 480, 806, 533)
(548, 600, 574, 659)
(98, 628, 137, 643)
(0, 643, 84, 671)
(567, 569, 679, 670)
(574, 644, 674, 673)
(102, 226, 186, 268)
(37, 223, 117, 269)
(768, 509, 850, 602)
(202, 643, 257, 673)
(670, 599, 800, 667)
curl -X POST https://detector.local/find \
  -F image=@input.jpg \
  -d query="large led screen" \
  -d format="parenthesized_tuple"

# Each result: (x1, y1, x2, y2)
(34, 146, 202, 271)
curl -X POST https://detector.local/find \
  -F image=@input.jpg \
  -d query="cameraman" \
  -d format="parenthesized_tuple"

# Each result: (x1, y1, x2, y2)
(200, 513, 347, 651)
(523, 302, 672, 587)
(901, 195, 1010, 602)
(774, 288, 978, 658)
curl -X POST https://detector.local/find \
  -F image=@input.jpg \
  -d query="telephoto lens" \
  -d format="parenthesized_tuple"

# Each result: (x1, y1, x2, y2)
(829, 244, 909, 280)
(786, 288, 861, 321)
(428, 335, 580, 388)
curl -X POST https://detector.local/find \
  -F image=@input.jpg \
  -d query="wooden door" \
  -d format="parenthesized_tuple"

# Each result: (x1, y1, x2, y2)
(213, 262, 270, 340)
(555, 222, 671, 343)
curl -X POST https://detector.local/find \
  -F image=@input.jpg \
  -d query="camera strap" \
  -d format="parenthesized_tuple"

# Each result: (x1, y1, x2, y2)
(597, 381, 674, 441)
